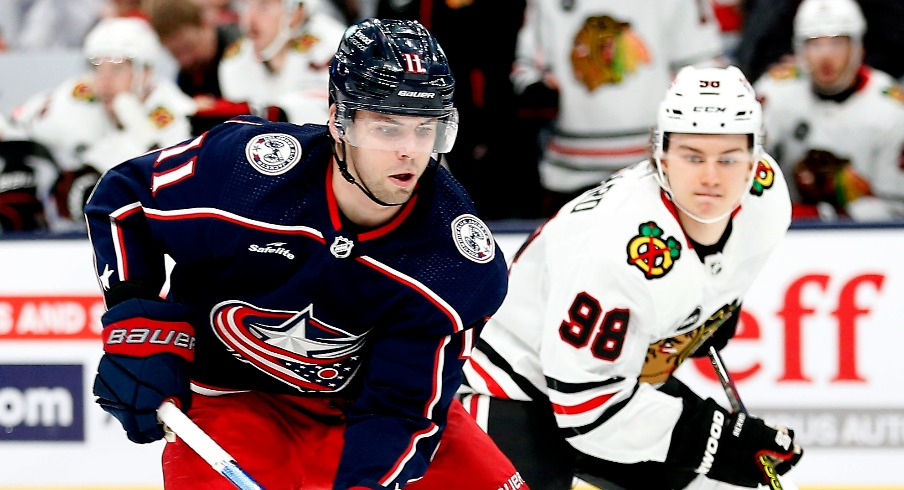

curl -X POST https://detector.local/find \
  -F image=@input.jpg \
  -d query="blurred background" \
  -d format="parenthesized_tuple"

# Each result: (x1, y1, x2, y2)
(1, 1, 903, 489)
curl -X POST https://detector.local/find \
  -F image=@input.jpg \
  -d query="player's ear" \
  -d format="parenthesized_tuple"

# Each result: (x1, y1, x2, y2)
(328, 104, 341, 140)
(289, 2, 306, 29)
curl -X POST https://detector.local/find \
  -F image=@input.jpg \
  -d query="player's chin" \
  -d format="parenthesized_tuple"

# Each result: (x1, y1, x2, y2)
(377, 186, 415, 205)
(689, 201, 726, 220)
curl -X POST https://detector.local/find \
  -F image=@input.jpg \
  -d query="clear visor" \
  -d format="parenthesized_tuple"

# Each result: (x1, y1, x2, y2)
(88, 56, 133, 66)
(337, 106, 459, 154)
(661, 149, 755, 165)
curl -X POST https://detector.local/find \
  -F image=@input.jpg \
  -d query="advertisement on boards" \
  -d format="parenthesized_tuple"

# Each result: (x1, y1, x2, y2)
(1, 230, 902, 489)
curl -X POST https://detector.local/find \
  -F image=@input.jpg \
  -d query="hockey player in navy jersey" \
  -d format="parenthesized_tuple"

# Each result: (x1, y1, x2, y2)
(460, 66, 803, 489)
(85, 18, 526, 490)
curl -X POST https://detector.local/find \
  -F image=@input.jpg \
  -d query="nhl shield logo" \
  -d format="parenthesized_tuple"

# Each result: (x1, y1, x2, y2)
(245, 133, 302, 175)
(451, 214, 495, 264)
(330, 236, 354, 258)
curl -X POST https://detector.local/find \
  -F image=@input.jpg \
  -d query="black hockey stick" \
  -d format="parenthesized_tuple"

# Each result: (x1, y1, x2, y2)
(707, 347, 784, 490)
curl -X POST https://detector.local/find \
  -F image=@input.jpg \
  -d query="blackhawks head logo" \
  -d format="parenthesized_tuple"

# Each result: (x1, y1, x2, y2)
(750, 158, 776, 196)
(640, 300, 740, 385)
(571, 15, 650, 91)
(626, 222, 681, 279)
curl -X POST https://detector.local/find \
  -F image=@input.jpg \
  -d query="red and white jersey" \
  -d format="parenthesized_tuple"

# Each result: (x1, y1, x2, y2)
(514, 0, 724, 192)
(463, 157, 790, 464)
(755, 65, 904, 202)
(218, 14, 346, 125)
(11, 76, 194, 172)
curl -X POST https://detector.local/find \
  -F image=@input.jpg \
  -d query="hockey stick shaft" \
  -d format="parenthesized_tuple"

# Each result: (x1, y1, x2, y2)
(157, 401, 265, 490)
(707, 347, 783, 490)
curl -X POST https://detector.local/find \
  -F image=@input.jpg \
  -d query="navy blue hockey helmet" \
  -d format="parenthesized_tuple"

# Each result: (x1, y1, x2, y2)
(329, 18, 458, 153)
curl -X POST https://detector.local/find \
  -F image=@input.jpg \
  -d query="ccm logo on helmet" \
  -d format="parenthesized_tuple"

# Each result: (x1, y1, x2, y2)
(398, 90, 436, 98)
(694, 106, 727, 113)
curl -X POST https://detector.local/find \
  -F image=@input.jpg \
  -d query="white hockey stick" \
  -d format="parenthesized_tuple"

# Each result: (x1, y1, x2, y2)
(157, 401, 265, 490)
(708, 347, 799, 490)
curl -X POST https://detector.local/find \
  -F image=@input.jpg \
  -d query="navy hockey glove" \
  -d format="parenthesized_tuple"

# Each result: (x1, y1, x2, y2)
(93, 298, 196, 444)
(667, 398, 803, 488)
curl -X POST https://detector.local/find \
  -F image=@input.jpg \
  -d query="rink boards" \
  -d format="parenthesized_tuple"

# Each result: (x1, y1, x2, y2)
(1, 225, 902, 489)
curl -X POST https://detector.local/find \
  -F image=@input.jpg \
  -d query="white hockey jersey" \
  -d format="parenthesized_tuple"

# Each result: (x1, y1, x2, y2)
(463, 157, 790, 464)
(218, 14, 346, 125)
(514, 0, 724, 192)
(755, 65, 904, 206)
(11, 76, 195, 173)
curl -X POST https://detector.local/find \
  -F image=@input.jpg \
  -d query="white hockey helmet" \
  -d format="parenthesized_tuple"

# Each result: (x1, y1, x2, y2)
(653, 65, 762, 161)
(238, 0, 312, 62)
(83, 17, 162, 69)
(794, 0, 866, 43)
(652, 65, 763, 223)
(793, 0, 865, 94)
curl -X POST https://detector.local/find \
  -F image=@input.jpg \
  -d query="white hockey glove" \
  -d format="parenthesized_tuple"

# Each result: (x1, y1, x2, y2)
(666, 398, 803, 488)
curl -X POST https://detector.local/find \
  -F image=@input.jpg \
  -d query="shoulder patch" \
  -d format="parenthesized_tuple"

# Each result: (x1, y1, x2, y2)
(445, 0, 475, 7)
(244, 133, 302, 175)
(626, 221, 681, 279)
(290, 34, 320, 53)
(451, 214, 495, 264)
(749, 158, 776, 196)
(767, 63, 800, 81)
(882, 85, 904, 105)
(71, 82, 95, 102)
(149, 106, 175, 129)
(224, 39, 243, 59)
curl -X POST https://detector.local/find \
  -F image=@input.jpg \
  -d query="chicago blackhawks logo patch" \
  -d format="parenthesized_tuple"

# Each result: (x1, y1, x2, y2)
(750, 158, 776, 196)
(149, 106, 175, 128)
(245, 133, 302, 175)
(571, 15, 650, 91)
(767, 63, 800, 81)
(626, 221, 681, 279)
(883, 85, 904, 105)
(640, 300, 739, 385)
(290, 34, 320, 53)
(71, 82, 95, 101)
(451, 214, 495, 263)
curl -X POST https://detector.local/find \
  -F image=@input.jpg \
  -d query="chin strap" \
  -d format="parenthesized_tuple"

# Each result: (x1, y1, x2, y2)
(669, 194, 738, 224)
(331, 140, 404, 207)
(655, 155, 757, 225)
(257, 14, 295, 63)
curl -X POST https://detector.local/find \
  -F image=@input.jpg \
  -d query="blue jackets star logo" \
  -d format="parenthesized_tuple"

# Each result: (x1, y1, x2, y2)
(211, 300, 368, 392)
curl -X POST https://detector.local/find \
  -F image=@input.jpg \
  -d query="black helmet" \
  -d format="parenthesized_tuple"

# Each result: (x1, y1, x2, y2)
(330, 18, 458, 153)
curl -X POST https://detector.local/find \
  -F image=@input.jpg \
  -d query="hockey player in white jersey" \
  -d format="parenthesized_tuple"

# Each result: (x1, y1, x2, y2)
(10, 17, 194, 229)
(461, 66, 803, 489)
(513, 0, 725, 213)
(754, 0, 904, 221)
(218, 0, 346, 125)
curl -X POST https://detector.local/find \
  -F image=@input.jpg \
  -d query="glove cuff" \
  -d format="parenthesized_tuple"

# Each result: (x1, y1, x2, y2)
(101, 298, 196, 362)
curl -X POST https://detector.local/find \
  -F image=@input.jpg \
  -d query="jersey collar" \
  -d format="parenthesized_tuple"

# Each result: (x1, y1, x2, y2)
(325, 162, 418, 242)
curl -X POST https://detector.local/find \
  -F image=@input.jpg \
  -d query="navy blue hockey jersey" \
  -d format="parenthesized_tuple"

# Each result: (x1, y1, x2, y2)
(84, 116, 509, 489)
